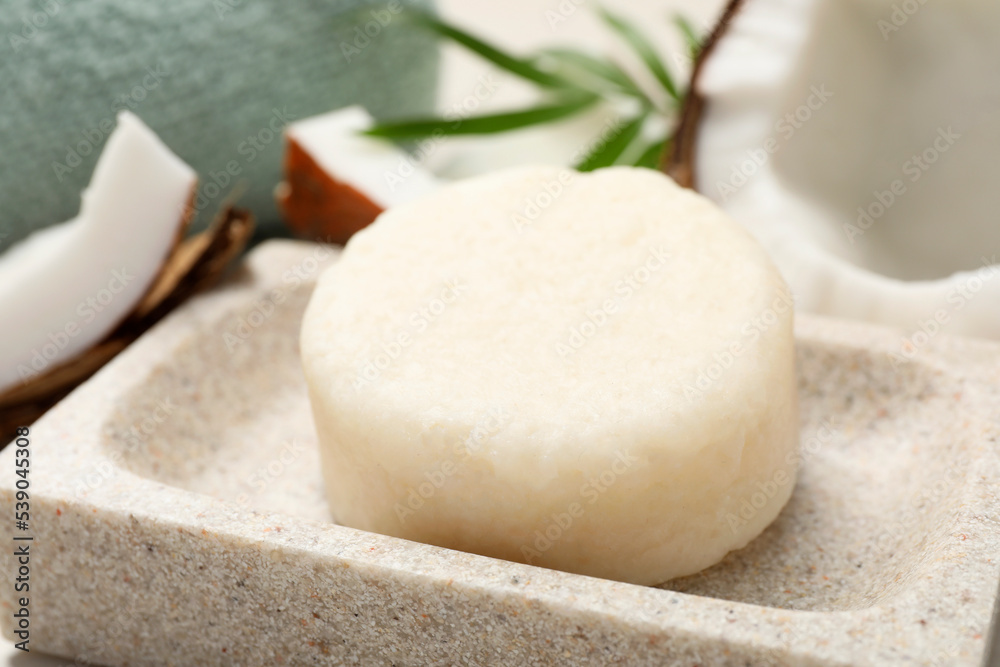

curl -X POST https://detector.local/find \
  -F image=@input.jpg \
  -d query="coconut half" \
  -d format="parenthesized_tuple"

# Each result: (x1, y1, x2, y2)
(276, 106, 441, 244)
(0, 112, 196, 394)
(668, 0, 1000, 339)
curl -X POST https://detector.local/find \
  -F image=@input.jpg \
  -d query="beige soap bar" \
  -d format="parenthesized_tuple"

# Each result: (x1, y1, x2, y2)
(301, 166, 799, 585)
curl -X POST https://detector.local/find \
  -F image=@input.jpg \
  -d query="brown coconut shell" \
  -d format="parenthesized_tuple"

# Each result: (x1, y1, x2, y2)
(276, 135, 386, 245)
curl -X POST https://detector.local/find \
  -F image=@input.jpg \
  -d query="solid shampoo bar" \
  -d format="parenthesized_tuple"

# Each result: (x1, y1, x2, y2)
(301, 166, 799, 585)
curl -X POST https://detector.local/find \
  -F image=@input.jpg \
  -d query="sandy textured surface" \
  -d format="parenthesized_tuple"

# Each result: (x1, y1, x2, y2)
(1, 241, 997, 666)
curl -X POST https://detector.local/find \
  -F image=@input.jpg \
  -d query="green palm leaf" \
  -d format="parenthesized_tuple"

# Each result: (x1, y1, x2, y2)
(672, 15, 702, 60)
(366, 96, 599, 139)
(598, 7, 680, 102)
(634, 136, 670, 169)
(412, 14, 576, 90)
(536, 48, 641, 95)
(575, 113, 648, 172)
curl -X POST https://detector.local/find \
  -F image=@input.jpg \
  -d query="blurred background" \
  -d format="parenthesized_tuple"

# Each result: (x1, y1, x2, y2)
(0, 0, 723, 248)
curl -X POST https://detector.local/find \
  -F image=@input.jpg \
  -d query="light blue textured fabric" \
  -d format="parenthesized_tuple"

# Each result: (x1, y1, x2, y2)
(0, 0, 438, 247)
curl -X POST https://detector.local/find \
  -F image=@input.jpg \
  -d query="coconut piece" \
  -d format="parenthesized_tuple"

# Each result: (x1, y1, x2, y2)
(0, 112, 196, 394)
(277, 105, 441, 244)
(0, 113, 255, 442)
(0, 205, 253, 442)
(668, 0, 1000, 339)
(300, 165, 799, 585)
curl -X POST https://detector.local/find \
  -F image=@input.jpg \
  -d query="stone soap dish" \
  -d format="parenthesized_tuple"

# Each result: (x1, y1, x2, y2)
(2, 241, 999, 666)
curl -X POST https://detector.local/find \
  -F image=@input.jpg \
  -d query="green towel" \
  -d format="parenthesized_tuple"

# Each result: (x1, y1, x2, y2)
(0, 0, 438, 247)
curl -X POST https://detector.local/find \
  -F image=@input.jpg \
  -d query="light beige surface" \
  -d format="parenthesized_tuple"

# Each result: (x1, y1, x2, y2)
(0, 240, 997, 666)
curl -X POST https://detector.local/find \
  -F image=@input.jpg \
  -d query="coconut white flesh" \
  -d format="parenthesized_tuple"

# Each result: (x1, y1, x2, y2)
(285, 105, 441, 208)
(0, 111, 195, 393)
(301, 166, 799, 586)
(696, 0, 1000, 338)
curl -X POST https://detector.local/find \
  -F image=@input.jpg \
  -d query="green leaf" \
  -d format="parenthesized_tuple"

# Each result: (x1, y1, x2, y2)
(598, 6, 680, 102)
(535, 48, 639, 94)
(634, 136, 670, 169)
(365, 96, 599, 139)
(673, 14, 702, 60)
(535, 48, 665, 112)
(574, 114, 647, 172)
(412, 13, 575, 90)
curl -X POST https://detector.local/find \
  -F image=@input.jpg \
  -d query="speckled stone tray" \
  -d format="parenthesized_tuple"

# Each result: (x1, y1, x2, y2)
(2, 240, 999, 666)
